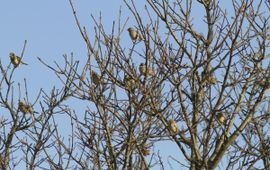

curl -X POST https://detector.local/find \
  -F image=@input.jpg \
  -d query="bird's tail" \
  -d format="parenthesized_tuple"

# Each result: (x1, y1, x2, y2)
(21, 61, 28, 65)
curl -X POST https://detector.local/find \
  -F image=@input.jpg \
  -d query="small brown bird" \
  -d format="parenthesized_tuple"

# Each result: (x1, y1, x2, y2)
(79, 75, 85, 87)
(141, 147, 151, 156)
(207, 75, 217, 85)
(128, 27, 143, 41)
(9, 52, 27, 67)
(139, 63, 147, 75)
(19, 101, 33, 114)
(217, 112, 226, 125)
(124, 75, 135, 90)
(91, 71, 101, 85)
(168, 119, 179, 134)
(139, 63, 156, 76)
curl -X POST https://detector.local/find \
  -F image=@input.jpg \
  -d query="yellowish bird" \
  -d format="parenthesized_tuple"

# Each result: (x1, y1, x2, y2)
(19, 101, 33, 114)
(168, 119, 179, 134)
(128, 28, 143, 41)
(207, 75, 217, 85)
(91, 71, 100, 85)
(9, 52, 27, 67)
(217, 112, 226, 124)
(141, 147, 151, 156)
(124, 75, 135, 90)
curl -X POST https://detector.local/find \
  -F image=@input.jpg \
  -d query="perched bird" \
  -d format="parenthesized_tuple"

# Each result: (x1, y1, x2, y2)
(91, 71, 101, 85)
(19, 101, 33, 114)
(124, 75, 135, 90)
(79, 75, 85, 87)
(19, 101, 28, 114)
(168, 119, 179, 134)
(9, 52, 27, 67)
(217, 112, 226, 125)
(104, 36, 111, 46)
(139, 63, 156, 76)
(202, 70, 217, 85)
(128, 27, 143, 41)
(139, 63, 147, 75)
(141, 147, 151, 156)
(207, 75, 217, 85)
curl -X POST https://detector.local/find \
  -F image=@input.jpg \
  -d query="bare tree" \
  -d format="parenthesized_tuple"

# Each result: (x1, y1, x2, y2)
(0, 0, 270, 169)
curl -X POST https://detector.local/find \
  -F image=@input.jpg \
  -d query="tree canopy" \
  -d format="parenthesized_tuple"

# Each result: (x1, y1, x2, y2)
(0, 0, 269, 169)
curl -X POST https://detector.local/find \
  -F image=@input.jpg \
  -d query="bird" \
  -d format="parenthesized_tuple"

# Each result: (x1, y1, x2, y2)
(124, 74, 135, 90)
(141, 147, 150, 156)
(79, 75, 85, 87)
(217, 112, 226, 125)
(19, 101, 33, 114)
(91, 71, 101, 85)
(168, 119, 179, 134)
(139, 63, 147, 75)
(207, 75, 217, 85)
(128, 27, 143, 41)
(9, 52, 27, 67)
(139, 63, 156, 76)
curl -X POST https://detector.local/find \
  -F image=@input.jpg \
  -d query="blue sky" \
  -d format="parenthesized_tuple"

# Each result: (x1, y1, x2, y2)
(0, 0, 123, 90)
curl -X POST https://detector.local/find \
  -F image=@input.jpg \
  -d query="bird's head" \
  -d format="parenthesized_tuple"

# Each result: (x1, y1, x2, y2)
(128, 27, 135, 32)
(19, 101, 25, 107)
(9, 52, 16, 59)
